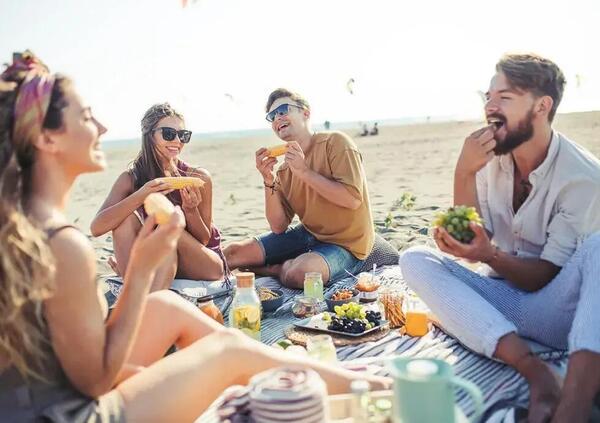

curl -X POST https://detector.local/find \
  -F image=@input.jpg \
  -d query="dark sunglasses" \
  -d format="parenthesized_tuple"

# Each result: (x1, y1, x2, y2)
(265, 103, 304, 122)
(151, 127, 192, 143)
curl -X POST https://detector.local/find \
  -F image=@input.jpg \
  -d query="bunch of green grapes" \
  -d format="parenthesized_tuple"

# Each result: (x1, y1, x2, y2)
(333, 303, 367, 320)
(432, 205, 483, 243)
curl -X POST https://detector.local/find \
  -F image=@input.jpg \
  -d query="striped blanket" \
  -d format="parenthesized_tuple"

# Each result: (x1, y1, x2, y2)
(105, 266, 567, 422)
(207, 266, 567, 422)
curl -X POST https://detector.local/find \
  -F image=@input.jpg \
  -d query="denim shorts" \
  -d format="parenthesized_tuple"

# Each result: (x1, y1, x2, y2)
(254, 224, 364, 282)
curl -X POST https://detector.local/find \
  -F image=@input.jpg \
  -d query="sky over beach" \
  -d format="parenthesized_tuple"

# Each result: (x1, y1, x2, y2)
(1, 0, 599, 140)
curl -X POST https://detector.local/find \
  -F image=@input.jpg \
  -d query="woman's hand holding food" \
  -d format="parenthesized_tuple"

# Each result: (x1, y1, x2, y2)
(135, 179, 172, 205)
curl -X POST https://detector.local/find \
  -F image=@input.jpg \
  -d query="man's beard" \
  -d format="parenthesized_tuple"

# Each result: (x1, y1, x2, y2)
(493, 108, 535, 155)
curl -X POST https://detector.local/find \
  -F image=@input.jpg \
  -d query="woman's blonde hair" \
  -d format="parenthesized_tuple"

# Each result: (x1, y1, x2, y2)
(0, 51, 70, 381)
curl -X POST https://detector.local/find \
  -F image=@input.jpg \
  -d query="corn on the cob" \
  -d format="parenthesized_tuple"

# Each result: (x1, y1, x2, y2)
(267, 144, 288, 158)
(155, 176, 205, 190)
(144, 193, 175, 225)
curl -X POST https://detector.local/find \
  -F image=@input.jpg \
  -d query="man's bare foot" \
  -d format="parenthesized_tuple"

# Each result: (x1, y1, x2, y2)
(108, 255, 120, 276)
(521, 357, 562, 423)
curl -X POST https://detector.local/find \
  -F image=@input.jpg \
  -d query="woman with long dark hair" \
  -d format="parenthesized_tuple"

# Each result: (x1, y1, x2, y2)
(0, 51, 389, 422)
(91, 103, 223, 290)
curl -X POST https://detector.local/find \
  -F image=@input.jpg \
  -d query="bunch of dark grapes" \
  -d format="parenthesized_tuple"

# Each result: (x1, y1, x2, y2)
(365, 310, 381, 326)
(328, 316, 367, 334)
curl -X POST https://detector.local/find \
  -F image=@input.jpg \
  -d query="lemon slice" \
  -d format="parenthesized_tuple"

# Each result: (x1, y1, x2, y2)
(234, 305, 260, 324)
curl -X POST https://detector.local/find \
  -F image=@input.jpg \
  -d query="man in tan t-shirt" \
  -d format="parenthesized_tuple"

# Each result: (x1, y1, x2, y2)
(224, 88, 374, 288)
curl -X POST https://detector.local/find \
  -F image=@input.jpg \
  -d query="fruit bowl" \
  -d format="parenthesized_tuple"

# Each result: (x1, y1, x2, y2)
(324, 288, 360, 312)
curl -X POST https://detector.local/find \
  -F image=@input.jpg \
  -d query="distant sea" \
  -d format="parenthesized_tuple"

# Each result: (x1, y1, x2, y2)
(100, 114, 467, 151)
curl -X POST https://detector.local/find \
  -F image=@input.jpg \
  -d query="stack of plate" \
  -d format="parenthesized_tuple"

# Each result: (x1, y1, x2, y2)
(249, 367, 328, 423)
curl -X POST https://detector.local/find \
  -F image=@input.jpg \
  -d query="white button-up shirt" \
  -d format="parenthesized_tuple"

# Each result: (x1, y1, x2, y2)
(476, 131, 600, 267)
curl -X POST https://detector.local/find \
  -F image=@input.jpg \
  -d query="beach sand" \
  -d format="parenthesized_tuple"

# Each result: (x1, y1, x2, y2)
(66, 111, 600, 277)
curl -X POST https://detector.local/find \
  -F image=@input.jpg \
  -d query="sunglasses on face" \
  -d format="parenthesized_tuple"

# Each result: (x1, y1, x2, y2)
(265, 103, 304, 122)
(151, 127, 192, 143)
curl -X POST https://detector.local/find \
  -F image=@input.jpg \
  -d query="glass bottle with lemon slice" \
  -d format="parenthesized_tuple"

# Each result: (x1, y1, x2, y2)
(229, 272, 261, 341)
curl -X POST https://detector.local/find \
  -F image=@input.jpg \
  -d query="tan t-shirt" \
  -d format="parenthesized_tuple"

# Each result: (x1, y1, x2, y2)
(275, 131, 374, 259)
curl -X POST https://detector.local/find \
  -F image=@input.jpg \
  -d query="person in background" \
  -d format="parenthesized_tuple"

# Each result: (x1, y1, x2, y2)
(91, 103, 224, 290)
(224, 88, 375, 289)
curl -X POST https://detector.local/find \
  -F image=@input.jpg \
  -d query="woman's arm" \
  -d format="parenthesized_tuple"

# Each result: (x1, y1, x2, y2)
(181, 168, 213, 245)
(45, 214, 184, 397)
(90, 172, 136, 237)
(90, 172, 170, 237)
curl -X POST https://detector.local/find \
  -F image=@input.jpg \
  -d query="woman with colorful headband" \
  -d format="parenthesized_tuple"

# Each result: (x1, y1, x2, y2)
(90, 102, 224, 290)
(0, 51, 389, 422)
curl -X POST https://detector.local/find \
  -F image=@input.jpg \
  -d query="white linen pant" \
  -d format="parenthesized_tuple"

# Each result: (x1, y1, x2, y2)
(399, 233, 600, 358)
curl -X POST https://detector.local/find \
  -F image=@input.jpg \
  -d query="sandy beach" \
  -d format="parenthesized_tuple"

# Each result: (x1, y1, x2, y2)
(67, 112, 600, 277)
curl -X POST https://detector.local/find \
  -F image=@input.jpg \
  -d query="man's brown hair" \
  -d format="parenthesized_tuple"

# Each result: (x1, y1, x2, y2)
(265, 88, 310, 113)
(496, 53, 566, 122)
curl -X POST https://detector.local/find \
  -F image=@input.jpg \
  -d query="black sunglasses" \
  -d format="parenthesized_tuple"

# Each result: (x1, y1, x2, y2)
(151, 127, 192, 143)
(265, 103, 304, 122)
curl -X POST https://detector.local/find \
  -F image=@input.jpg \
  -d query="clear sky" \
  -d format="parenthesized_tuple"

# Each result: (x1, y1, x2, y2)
(2, 0, 599, 140)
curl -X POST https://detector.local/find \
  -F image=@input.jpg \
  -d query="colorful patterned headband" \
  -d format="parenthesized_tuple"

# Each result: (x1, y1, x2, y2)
(1, 52, 55, 145)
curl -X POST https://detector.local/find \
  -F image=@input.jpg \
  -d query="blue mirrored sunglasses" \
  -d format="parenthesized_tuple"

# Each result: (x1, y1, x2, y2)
(265, 103, 304, 122)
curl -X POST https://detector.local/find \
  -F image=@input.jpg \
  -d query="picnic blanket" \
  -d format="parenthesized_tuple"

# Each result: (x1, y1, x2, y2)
(103, 266, 568, 422)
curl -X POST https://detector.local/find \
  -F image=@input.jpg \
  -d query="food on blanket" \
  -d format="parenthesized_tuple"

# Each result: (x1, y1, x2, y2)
(379, 288, 405, 328)
(267, 144, 288, 157)
(231, 305, 261, 339)
(331, 288, 355, 301)
(404, 296, 430, 337)
(258, 287, 280, 301)
(327, 303, 381, 334)
(355, 273, 381, 301)
(198, 300, 224, 324)
(405, 310, 429, 337)
(143, 193, 175, 225)
(355, 276, 380, 292)
(333, 302, 365, 320)
(432, 205, 483, 243)
(274, 339, 294, 350)
(292, 296, 320, 318)
(155, 176, 205, 189)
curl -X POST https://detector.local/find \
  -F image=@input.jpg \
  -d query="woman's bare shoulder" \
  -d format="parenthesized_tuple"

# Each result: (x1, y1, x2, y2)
(47, 227, 96, 277)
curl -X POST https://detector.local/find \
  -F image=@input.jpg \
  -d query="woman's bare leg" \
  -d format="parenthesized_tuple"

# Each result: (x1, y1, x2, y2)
(113, 214, 177, 290)
(124, 290, 223, 367)
(112, 214, 141, 277)
(176, 230, 224, 281)
(114, 329, 391, 422)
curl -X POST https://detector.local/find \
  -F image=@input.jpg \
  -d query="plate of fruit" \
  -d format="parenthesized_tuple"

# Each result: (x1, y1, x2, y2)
(294, 302, 387, 338)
